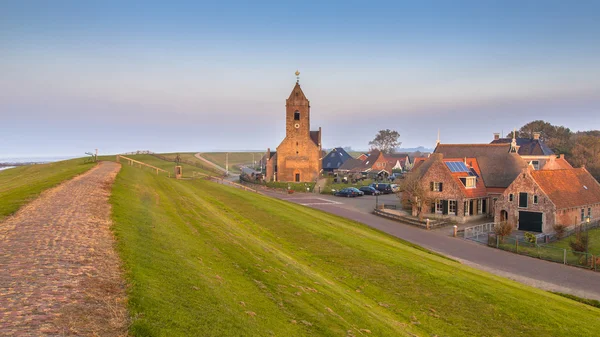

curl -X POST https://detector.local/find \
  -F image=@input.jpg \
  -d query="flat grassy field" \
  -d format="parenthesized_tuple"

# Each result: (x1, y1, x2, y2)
(118, 154, 215, 178)
(111, 164, 600, 336)
(157, 153, 220, 175)
(198, 152, 264, 174)
(545, 228, 600, 255)
(0, 158, 95, 220)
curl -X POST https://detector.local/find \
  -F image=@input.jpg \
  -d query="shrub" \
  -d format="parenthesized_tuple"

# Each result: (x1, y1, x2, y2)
(494, 221, 513, 243)
(524, 232, 537, 244)
(569, 225, 589, 253)
(553, 224, 567, 239)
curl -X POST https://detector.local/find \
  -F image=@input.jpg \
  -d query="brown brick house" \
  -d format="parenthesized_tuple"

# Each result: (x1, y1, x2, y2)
(494, 167, 600, 233)
(265, 80, 322, 182)
(403, 154, 490, 223)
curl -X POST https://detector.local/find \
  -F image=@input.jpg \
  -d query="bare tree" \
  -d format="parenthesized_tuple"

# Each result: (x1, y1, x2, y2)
(399, 171, 431, 221)
(369, 129, 401, 154)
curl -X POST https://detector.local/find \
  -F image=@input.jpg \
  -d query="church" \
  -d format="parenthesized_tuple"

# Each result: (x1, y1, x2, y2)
(265, 73, 322, 182)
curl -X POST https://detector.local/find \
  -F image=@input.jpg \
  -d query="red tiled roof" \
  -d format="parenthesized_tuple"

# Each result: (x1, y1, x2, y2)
(531, 168, 600, 209)
(443, 158, 488, 198)
(541, 157, 573, 170)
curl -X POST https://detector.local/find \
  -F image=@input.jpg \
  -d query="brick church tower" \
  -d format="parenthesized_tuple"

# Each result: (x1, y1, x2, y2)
(265, 73, 322, 182)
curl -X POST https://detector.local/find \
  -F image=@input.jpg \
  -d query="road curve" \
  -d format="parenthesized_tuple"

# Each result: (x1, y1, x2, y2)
(263, 191, 600, 301)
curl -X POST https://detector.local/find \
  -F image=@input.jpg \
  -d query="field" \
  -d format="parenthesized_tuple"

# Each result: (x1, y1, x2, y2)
(545, 227, 600, 255)
(117, 154, 216, 178)
(0, 158, 95, 220)
(197, 152, 264, 174)
(110, 161, 600, 336)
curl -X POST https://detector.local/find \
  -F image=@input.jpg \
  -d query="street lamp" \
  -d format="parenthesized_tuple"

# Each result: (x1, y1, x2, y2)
(375, 193, 379, 210)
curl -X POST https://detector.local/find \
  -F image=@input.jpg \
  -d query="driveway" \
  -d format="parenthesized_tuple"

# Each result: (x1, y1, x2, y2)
(263, 191, 600, 301)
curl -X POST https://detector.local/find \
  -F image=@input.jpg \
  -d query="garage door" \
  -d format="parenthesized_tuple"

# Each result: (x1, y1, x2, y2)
(518, 211, 543, 232)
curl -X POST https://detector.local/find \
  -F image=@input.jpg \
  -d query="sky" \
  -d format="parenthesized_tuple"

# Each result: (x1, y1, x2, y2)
(1, 0, 600, 157)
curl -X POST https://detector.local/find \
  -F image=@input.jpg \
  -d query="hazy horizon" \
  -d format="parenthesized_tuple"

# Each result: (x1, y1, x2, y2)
(2, 1, 599, 157)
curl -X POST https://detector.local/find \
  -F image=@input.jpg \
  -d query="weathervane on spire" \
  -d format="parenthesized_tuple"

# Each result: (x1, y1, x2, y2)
(295, 70, 300, 83)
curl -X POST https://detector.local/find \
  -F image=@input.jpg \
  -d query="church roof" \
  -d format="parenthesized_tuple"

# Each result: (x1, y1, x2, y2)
(287, 82, 309, 104)
(310, 130, 320, 147)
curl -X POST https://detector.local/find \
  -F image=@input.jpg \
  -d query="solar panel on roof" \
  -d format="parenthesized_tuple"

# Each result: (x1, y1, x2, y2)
(445, 161, 470, 172)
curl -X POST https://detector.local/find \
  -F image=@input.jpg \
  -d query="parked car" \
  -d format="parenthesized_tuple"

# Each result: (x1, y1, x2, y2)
(390, 184, 400, 193)
(334, 187, 363, 197)
(347, 187, 364, 196)
(359, 186, 381, 195)
(370, 183, 394, 194)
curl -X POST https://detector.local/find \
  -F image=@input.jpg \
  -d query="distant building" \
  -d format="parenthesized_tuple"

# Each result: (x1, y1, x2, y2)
(490, 132, 569, 170)
(265, 78, 322, 182)
(494, 167, 600, 233)
(322, 147, 352, 172)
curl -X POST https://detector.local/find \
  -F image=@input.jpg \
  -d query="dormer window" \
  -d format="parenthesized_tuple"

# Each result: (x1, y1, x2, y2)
(294, 111, 300, 120)
(464, 177, 476, 188)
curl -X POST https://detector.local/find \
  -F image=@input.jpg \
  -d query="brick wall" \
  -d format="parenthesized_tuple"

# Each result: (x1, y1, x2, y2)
(494, 170, 556, 232)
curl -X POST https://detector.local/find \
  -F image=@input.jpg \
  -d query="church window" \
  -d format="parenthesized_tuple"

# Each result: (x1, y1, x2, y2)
(294, 111, 300, 120)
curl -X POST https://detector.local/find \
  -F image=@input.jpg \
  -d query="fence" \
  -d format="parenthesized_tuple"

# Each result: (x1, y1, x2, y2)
(116, 155, 170, 177)
(541, 221, 600, 243)
(150, 153, 225, 176)
(464, 223, 495, 243)
(488, 233, 598, 272)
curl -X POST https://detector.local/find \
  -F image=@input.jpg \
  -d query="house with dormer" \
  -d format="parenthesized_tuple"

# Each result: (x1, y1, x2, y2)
(404, 154, 491, 223)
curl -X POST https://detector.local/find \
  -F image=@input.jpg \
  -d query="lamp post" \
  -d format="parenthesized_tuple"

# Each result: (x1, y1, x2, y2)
(375, 193, 379, 210)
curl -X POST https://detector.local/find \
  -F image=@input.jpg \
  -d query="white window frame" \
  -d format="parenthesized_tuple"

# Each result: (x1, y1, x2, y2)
(433, 182, 442, 192)
(531, 160, 540, 170)
(465, 177, 476, 188)
(477, 199, 483, 214)
(449, 200, 457, 215)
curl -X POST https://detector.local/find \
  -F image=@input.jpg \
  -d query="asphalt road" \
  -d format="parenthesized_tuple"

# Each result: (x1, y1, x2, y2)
(263, 191, 600, 301)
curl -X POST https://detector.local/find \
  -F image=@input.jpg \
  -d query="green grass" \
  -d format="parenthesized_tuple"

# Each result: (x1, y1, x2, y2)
(544, 227, 600, 255)
(118, 154, 215, 178)
(551, 292, 600, 309)
(0, 158, 95, 220)
(198, 152, 264, 174)
(111, 165, 600, 336)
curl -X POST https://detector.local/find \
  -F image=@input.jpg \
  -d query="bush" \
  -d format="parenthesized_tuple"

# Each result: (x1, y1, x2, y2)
(524, 232, 537, 244)
(553, 224, 567, 239)
(569, 225, 589, 253)
(494, 221, 513, 243)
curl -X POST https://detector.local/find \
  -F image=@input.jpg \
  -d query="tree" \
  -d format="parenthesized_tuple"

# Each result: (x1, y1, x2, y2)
(369, 129, 401, 154)
(399, 171, 431, 221)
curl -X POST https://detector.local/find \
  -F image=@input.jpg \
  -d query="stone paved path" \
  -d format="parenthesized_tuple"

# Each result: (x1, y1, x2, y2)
(0, 161, 127, 336)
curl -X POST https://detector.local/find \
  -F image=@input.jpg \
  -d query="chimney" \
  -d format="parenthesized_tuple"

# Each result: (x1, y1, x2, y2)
(267, 148, 270, 160)
(559, 154, 565, 159)
(493, 133, 500, 140)
(533, 132, 541, 140)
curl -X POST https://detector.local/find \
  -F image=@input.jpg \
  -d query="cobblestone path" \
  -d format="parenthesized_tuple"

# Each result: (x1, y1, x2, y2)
(0, 162, 127, 336)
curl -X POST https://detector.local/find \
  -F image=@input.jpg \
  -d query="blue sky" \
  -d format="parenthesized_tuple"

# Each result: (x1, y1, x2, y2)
(1, 1, 599, 157)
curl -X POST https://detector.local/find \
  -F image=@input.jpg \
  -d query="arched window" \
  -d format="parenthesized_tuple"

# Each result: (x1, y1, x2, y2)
(294, 111, 300, 120)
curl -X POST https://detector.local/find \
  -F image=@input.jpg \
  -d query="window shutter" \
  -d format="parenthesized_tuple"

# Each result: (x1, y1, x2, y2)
(430, 182, 434, 191)
(439, 183, 443, 192)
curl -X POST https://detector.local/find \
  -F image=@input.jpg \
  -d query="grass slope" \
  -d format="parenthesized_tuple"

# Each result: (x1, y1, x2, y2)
(0, 158, 94, 220)
(111, 165, 600, 336)
(156, 153, 219, 175)
(119, 154, 215, 178)
(198, 152, 264, 174)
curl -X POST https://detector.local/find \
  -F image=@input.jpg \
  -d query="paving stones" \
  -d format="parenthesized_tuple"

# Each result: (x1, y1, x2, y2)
(0, 162, 127, 336)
